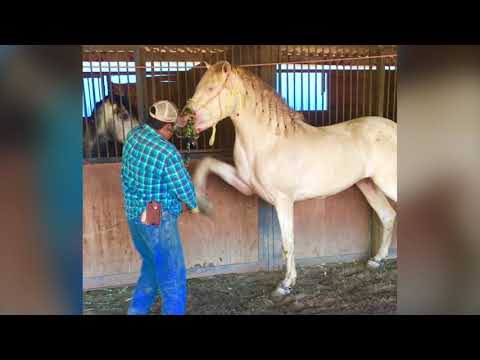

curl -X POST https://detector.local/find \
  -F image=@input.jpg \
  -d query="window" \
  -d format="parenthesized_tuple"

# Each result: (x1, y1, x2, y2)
(82, 61, 201, 117)
(83, 76, 109, 118)
(275, 64, 397, 112)
(276, 64, 328, 111)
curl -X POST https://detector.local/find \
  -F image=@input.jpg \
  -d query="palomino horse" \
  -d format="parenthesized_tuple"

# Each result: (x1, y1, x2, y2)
(182, 61, 397, 298)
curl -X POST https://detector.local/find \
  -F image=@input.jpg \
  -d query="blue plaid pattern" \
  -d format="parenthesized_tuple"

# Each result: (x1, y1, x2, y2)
(121, 124, 197, 220)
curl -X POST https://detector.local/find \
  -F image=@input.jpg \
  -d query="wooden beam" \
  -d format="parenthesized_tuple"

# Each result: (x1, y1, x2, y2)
(376, 46, 386, 117)
(135, 48, 146, 123)
(258, 45, 276, 86)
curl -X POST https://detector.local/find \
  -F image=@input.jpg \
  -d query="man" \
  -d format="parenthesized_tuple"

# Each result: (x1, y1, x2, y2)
(121, 100, 199, 315)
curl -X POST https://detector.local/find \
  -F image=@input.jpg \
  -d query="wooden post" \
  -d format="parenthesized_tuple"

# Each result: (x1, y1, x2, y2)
(371, 46, 386, 257)
(135, 47, 146, 123)
(258, 45, 276, 86)
(256, 45, 284, 271)
(376, 46, 386, 117)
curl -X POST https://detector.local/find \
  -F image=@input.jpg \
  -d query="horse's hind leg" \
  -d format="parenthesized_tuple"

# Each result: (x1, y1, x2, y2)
(271, 197, 296, 298)
(356, 178, 396, 269)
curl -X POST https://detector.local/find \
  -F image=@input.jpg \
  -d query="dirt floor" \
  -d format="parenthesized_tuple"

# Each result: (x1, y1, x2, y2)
(83, 259, 397, 315)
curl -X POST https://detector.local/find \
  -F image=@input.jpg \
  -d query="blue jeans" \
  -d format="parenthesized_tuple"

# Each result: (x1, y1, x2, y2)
(127, 212, 187, 315)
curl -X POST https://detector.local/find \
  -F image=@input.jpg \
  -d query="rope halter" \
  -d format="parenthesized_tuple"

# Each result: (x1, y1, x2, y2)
(185, 64, 240, 122)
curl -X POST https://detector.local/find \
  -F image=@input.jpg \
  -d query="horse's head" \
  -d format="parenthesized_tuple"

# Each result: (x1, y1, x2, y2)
(104, 97, 140, 141)
(181, 61, 238, 134)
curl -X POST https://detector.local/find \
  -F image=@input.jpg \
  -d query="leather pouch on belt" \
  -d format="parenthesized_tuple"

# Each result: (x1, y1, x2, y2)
(146, 201, 162, 225)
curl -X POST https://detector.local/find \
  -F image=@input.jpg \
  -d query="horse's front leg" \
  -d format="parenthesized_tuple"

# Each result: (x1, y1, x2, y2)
(193, 156, 253, 214)
(271, 197, 297, 299)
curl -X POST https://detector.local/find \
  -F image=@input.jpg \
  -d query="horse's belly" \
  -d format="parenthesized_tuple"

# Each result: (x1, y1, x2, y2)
(293, 150, 367, 200)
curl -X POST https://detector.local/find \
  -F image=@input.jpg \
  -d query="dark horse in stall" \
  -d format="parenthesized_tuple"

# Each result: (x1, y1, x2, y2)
(83, 95, 141, 159)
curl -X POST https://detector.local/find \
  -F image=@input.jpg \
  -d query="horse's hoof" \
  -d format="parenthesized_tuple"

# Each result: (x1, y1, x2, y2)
(367, 258, 384, 270)
(271, 285, 292, 300)
(197, 196, 213, 216)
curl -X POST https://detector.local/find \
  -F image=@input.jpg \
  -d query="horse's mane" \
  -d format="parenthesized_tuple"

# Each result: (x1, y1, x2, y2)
(212, 62, 306, 136)
(90, 94, 138, 119)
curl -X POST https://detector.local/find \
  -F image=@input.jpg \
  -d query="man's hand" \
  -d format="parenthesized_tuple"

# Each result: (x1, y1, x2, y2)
(190, 207, 200, 214)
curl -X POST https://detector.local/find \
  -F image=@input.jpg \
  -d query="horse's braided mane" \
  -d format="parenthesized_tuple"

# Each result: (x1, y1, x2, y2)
(212, 62, 306, 135)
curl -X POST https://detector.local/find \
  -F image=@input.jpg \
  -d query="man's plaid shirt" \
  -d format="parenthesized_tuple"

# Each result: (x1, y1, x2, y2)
(121, 124, 197, 220)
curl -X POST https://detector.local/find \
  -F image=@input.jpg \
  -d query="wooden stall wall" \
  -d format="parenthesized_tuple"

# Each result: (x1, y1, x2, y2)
(83, 161, 394, 290)
(293, 186, 371, 262)
(83, 160, 259, 289)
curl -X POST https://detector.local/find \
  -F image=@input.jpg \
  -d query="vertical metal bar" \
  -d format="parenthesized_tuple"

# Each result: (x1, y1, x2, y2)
(313, 47, 318, 126)
(342, 57, 346, 122)
(362, 58, 367, 116)
(256, 45, 260, 78)
(307, 46, 311, 124)
(81, 58, 90, 158)
(176, 57, 183, 152)
(166, 52, 172, 102)
(208, 49, 215, 150)
(98, 53, 110, 159)
(191, 52, 199, 148)
(323, 63, 327, 125)
(300, 46, 310, 124)
(82, 98, 90, 159)
(213, 50, 220, 149)
(349, 59, 353, 120)
(88, 59, 101, 158)
(230, 44, 235, 153)
(115, 56, 126, 147)
(151, 50, 156, 104)
(108, 58, 119, 158)
(135, 48, 146, 123)
(386, 63, 392, 119)
(393, 65, 398, 122)
(328, 58, 332, 125)
(286, 45, 290, 110)
(335, 54, 339, 124)
(301, 47, 306, 123)
(356, 59, 360, 118)
(376, 49, 386, 117)
(156, 50, 164, 103)
(124, 52, 134, 132)
(368, 48, 374, 116)
(277, 44, 281, 98)
(106, 57, 119, 158)
(320, 49, 324, 126)
(293, 49, 297, 113)
(151, 50, 158, 107)
(252, 45, 256, 77)
(224, 45, 231, 150)
(145, 52, 151, 108)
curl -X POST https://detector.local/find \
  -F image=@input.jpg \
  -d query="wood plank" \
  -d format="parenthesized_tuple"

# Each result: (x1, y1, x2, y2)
(83, 160, 259, 286)
(84, 262, 262, 290)
(293, 186, 371, 259)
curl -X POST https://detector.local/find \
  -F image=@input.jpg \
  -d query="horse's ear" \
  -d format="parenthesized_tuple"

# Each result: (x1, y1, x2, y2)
(222, 61, 232, 75)
(204, 61, 210, 70)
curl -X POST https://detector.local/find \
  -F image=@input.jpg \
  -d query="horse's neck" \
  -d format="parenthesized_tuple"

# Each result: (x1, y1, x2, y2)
(230, 98, 280, 167)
